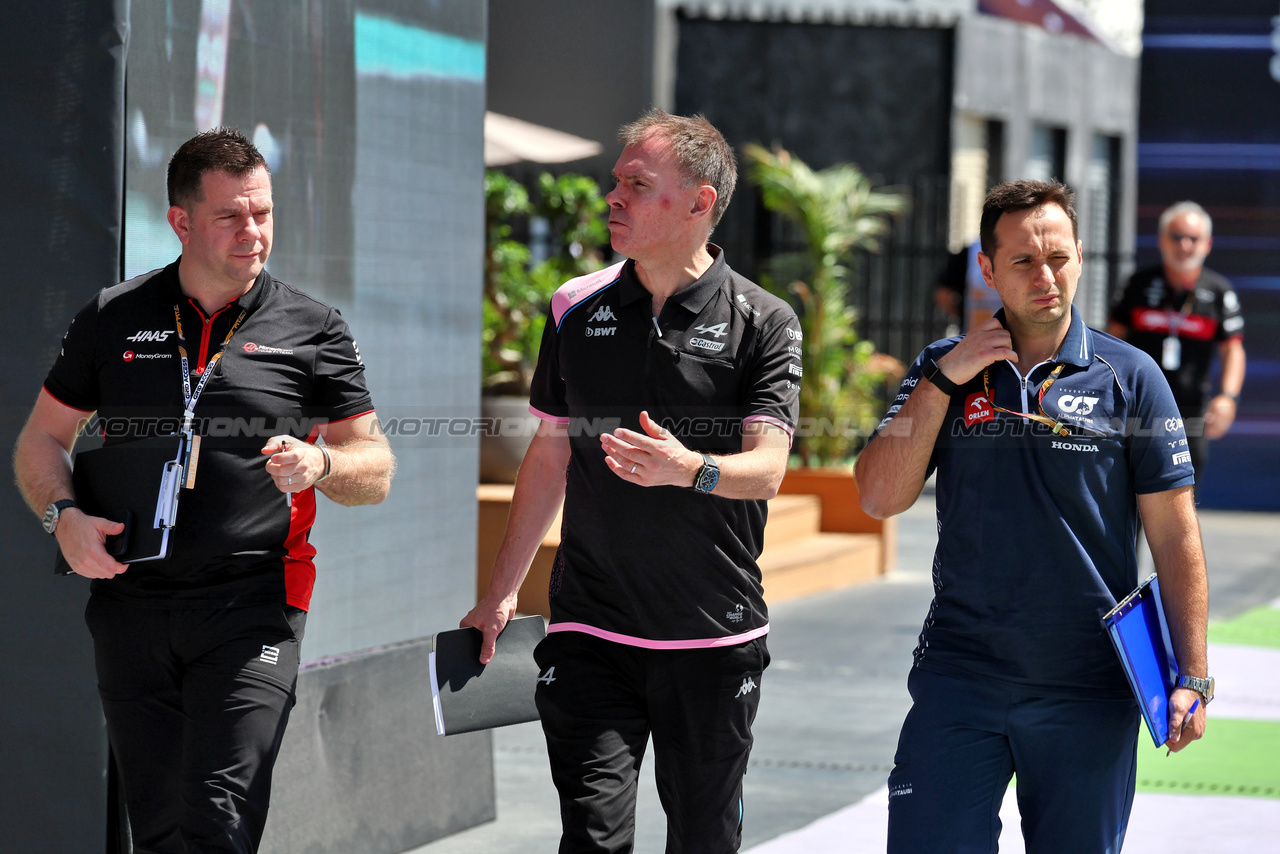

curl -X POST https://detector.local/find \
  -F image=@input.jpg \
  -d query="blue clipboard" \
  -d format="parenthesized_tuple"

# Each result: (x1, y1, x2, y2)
(1101, 573, 1180, 747)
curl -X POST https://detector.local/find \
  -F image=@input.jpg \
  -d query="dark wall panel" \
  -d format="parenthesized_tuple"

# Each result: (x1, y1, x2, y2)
(0, 1, 128, 850)
(1139, 1, 1280, 509)
(675, 18, 954, 283)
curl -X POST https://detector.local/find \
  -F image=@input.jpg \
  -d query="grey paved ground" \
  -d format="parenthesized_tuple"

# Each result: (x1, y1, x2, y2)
(411, 492, 1280, 853)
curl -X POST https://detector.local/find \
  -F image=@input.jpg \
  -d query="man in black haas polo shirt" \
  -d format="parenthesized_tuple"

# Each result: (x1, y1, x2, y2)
(1108, 201, 1246, 483)
(14, 128, 394, 853)
(463, 110, 800, 853)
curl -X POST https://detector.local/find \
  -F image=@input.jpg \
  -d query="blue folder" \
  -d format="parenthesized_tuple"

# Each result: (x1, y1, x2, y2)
(1101, 573, 1181, 747)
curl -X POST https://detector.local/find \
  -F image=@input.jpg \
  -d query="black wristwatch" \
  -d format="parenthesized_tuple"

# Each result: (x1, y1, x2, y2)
(692, 453, 720, 494)
(922, 358, 959, 395)
(42, 499, 78, 535)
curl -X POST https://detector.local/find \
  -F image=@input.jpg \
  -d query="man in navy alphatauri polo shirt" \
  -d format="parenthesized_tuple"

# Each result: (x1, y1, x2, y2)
(856, 180, 1211, 853)
(15, 128, 394, 852)
(463, 110, 800, 853)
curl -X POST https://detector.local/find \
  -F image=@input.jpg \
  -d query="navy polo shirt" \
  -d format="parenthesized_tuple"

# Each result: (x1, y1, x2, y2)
(872, 306, 1195, 698)
(529, 248, 801, 646)
(44, 260, 374, 609)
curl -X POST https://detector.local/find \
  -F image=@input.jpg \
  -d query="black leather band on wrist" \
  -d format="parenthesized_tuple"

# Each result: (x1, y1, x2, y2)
(923, 358, 959, 395)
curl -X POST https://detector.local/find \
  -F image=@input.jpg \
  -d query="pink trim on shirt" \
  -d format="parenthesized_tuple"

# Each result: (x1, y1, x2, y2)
(547, 621, 769, 649)
(550, 262, 626, 327)
(744, 414, 795, 448)
(743, 414, 794, 435)
(529, 404, 570, 424)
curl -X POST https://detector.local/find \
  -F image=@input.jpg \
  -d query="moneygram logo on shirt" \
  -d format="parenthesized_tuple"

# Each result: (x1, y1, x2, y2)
(965, 392, 993, 424)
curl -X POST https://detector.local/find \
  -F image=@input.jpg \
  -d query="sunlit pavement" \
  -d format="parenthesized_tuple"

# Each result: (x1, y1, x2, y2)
(413, 497, 1280, 854)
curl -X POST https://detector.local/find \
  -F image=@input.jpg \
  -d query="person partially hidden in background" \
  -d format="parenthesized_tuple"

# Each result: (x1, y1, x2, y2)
(1108, 200, 1246, 486)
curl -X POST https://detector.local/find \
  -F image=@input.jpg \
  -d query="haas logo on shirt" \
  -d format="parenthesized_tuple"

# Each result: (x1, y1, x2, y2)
(965, 392, 994, 424)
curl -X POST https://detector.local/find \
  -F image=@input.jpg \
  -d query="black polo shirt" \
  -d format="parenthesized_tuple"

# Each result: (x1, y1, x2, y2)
(44, 260, 374, 609)
(529, 248, 801, 645)
(1108, 265, 1244, 414)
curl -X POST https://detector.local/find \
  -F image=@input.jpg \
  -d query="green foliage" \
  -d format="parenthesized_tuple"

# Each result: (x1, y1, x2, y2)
(483, 170, 609, 396)
(744, 144, 908, 465)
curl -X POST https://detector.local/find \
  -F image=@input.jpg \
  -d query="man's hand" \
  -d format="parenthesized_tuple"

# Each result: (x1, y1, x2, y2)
(1203, 394, 1237, 440)
(55, 509, 129, 579)
(934, 316, 1018, 384)
(261, 436, 326, 492)
(460, 593, 519, 665)
(601, 411, 701, 487)
(1164, 686, 1206, 753)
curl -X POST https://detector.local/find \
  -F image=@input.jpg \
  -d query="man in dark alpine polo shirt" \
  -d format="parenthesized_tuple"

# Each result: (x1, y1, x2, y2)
(462, 110, 800, 853)
(14, 128, 394, 853)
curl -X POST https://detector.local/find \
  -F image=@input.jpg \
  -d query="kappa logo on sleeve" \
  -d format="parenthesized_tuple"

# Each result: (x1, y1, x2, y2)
(964, 392, 994, 425)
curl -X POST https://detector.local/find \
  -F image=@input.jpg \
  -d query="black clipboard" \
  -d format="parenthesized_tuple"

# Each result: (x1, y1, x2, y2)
(429, 616, 545, 736)
(55, 434, 187, 573)
(1101, 573, 1180, 747)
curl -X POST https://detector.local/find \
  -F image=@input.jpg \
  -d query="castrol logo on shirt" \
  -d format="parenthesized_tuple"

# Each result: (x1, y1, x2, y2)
(965, 392, 994, 424)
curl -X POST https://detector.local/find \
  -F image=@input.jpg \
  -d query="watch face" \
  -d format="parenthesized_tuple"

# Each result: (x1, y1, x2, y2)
(42, 504, 58, 533)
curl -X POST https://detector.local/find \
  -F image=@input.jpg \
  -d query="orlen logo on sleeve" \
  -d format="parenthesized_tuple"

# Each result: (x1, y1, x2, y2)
(965, 392, 994, 424)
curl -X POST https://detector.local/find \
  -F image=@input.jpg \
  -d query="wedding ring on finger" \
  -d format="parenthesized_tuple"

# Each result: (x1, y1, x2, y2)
(287, 475, 293, 486)
(630, 463, 638, 474)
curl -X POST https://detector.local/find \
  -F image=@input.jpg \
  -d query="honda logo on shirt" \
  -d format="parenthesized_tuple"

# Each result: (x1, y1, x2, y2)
(965, 393, 994, 424)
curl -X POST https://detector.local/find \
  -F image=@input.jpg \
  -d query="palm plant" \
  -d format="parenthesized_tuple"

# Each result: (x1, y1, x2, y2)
(482, 170, 608, 396)
(744, 143, 908, 465)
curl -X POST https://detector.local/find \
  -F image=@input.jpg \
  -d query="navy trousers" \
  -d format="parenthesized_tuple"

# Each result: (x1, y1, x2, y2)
(887, 667, 1139, 854)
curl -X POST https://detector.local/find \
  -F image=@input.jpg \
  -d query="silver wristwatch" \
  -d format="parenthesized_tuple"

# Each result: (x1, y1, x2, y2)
(1177, 674, 1215, 704)
(42, 499, 78, 535)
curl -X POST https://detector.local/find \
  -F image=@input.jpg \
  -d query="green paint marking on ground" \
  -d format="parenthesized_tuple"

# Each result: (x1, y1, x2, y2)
(1136, 719, 1280, 799)
(1208, 605, 1280, 649)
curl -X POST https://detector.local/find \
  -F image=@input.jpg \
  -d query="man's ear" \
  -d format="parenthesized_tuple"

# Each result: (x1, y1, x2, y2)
(690, 184, 717, 221)
(167, 205, 191, 245)
(977, 251, 997, 289)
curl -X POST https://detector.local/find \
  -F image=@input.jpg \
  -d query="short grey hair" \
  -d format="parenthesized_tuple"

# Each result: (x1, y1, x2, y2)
(1159, 201, 1213, 238)
(618, 109, 737, 226)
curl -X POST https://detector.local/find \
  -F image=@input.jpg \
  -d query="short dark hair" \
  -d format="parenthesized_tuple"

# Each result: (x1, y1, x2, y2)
(978, 179, 1078, 258)
(167, 127, 269, 209)
(618, 109, 737, 225)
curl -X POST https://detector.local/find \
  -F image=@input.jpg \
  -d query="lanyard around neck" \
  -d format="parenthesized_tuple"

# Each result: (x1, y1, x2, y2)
(173, 303, 248, 432)
(982, 361, 1069, 437)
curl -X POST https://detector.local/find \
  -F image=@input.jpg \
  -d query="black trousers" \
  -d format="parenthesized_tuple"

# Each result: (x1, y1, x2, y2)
(533, 631, 769, 854)
(85, 595, 305, 854)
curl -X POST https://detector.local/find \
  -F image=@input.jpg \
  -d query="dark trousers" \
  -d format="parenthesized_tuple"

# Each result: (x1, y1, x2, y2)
(85, 596, 305, 854)
(533, 631, 769, 854)
(887, 667, 1139, 854)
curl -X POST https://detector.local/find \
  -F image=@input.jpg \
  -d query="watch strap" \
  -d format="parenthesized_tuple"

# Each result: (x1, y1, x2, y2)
(43, 498, 78, 534)
(923, 358, 959, 395)
(692, 453, 720, 494)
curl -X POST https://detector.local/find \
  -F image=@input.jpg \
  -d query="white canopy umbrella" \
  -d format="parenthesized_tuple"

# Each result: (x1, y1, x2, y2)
(484, 112, 603, 166)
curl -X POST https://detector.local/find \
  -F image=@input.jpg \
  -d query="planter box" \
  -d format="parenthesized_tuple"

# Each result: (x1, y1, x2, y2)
(777, 467, 896, 574)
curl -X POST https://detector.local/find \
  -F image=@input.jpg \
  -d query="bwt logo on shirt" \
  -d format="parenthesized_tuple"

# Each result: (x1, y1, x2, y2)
(964, 392, 993, 425)
(585, 327, 616, 337)
(588, 305, 617, 323)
